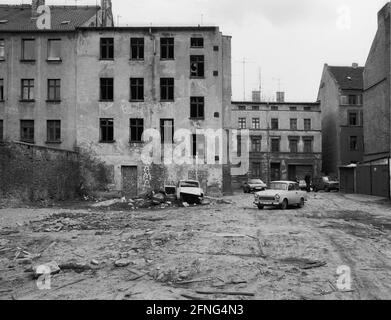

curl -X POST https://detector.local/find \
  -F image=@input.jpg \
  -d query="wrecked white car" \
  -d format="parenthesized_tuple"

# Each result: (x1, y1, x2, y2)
(177, 180, 204, 204)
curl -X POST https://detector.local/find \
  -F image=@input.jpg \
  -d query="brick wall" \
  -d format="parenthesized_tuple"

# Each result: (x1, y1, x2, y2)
(0, 141, 79, 201)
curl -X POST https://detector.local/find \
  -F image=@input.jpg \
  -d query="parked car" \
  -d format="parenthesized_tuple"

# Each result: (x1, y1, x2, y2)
(177, 180, 204, 204)
(253, 181, 307, 210)
(242, 179, 267, 193)
(312, 176, 339, 192)
(298, 180, 307, 191)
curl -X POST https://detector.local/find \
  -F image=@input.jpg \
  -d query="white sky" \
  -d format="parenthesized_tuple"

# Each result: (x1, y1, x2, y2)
(3, 0, 389, 102)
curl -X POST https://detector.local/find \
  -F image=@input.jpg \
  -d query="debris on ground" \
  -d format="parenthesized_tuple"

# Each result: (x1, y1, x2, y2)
(114, 259, 132, 268)
(32, 261, 61, 279)
(280, 258, 327, 270)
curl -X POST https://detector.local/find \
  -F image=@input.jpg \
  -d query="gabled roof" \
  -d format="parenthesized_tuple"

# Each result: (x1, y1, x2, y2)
(327, 65, 364, 90)
(0, 5, 99, 32)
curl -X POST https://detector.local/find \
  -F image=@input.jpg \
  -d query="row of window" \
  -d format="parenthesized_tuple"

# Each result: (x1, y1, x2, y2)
(100, 37, 208, 60)
(0, 37, 212, 62)
(0, 76, 211, 103)
(340, 94, 363, 106)
(238, 117, 313, 131)
(238, 105, 314, 112)
(237, 135, 314, 155)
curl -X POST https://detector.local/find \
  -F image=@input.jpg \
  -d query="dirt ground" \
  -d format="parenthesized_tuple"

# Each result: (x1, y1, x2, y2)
(1, 191, 391, 300)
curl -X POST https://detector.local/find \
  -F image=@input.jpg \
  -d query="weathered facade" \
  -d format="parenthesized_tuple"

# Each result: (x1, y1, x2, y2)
(230, 101, 322, 188)
(362, 3, 391, 198)
(317, 64, 364, 176)
(0, 1, 232, 196)
(75, 27, 232, 196)
(0, 1, 113, 150)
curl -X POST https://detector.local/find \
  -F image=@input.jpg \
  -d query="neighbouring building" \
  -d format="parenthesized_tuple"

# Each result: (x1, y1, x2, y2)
(76, 26, 232, 197)
(317, 63, 364, 176)
(0, 0, 113, 151)
(0, 1, 232, 197)
(230, 100, 322, 188)
(361, 2, 391, 198)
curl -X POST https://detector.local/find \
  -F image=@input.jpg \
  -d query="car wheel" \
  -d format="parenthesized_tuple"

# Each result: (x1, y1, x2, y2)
(298, 198, 305, 208)
(280, 199, 288, 210)
(325, 187, 330, 192)
(313, 187, 318, 192)
(257, 204, 264, 210)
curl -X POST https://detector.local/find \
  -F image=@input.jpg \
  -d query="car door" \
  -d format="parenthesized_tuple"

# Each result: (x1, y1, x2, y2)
(287, 183, 297, 204)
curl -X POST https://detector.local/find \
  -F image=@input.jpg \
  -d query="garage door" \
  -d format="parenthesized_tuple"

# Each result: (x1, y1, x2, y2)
(289, 165, 313, 181)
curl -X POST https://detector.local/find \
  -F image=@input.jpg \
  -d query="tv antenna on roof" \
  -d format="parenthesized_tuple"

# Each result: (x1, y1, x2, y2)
(235, 58, 255, 101)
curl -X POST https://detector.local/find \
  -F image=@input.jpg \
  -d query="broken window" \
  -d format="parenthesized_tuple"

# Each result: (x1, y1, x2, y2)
(252, 105, 260, 111)
(20, 120, 34, 143)
(48, 39, 61, 60)
(304, 138, 313, 153)
(190, 97, 205, 119)
(304, 119, 312, 131)
(238, 118, 246, 129)
(47, 79, 61, 101)
(47, 120, 61, 142)
(251, 136, 261, 152)
(130, 38, 144, 60)
(238, 105, 246, 111)
(289, 138, 298, 153)
(349, 136, 358, 151)
(160, 119, 174, 144)
(21, 79, 34, 101)
(0, 39, 4, 60)
(192, 134, 205, 160)
(100, 78, 114, 101)
(100, 38, 114, 60)
(191, 37, 204, 48)
(0, 79, 3, 100)
(304, 106, 311, 111)
(22, 39, 35, 61)
(130, 118, 144, 142)
(271, 105, 278, 111)
(348, 111, 358, 126)
(160, 38, 174, 59)
(0, 120, 3, 141)
(160, 78, 174, 101)
(100, 118, 114, 143)
(252, 118, 260, 129)
(271, 138, 280, 152)
(190, 55, 204, 78)
(290, 119, 297, 130)
(130, 78, 144, 101)
(271, 118, 279, 130)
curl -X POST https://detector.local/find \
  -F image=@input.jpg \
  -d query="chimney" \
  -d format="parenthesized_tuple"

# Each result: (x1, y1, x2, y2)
(32, 0, 45, 18)
(252, 91, 261, 102)
(276, 91, 285, 103)
(100, 0, 114, 27)
(352, 63, 359, 69)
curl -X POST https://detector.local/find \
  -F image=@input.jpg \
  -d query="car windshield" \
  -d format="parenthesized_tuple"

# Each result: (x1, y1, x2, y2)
(180, 181, 199, 188)
(270, 182, 288, 191)
(249, 179, 263, 184)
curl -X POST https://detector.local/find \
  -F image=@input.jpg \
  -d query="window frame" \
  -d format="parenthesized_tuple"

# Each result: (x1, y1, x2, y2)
(0, 78, 4, 101)
(304, 119, 312, 131)
(252, 118, 260, 129)
(160, 37, 174, 60)
(160, 78, 174, 101)
(271, 118, 279, 130)
(348, 111, 358, 126)
(190, 37, 204, 48)
(349, 136, 358, 151)
(251, 136, 262, 152)
(46, 120, 61, 143)
(20, 120, 34, 143)
(190, 97, 205, 120)
(190, 55, 205, 78)
(47, 39, 61, 61)
(21, 39, 35, 61)
(47, 79, 61, 102)
(100, 37, 114, 60)
(21, 79, 34, 101)
(129, 118, 144, 143)
(100, 78, 114, 102)
(99, 118, 114, 143)
(130, 78, 144, 101)
(290, 118, 298, 130)
(238, 118, 247, 129)
(271, 138, 280, 153)
(160, 119, 174, 144)
(303, 138, 314, 153)
(289, 138, 299, 153)
(130, 38, 144, 60)
(0, 39, 5, 60)
(0, 119, 3, 142)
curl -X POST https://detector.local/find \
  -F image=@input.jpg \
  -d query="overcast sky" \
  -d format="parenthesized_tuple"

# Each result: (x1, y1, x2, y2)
(4, 0, 389, 101)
